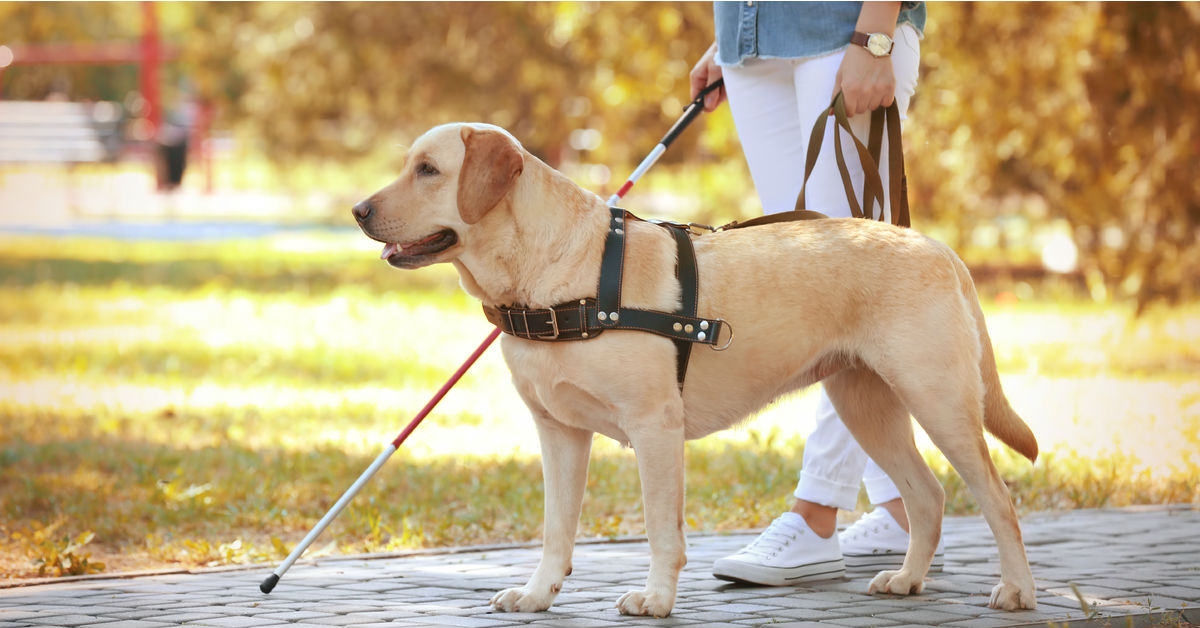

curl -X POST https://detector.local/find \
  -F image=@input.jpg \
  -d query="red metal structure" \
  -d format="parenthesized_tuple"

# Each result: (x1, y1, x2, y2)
(0, 2, 176, 138)
(139, 1, 163, 135)
(0, 2, 218, 190)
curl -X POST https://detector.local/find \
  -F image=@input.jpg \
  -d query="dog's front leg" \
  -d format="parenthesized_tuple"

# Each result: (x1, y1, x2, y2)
(491, 416, 592, 613)
(616, 422, 687, 618)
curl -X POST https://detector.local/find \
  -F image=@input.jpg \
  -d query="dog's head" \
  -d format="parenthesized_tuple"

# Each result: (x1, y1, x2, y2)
(352, 123, 525, 269)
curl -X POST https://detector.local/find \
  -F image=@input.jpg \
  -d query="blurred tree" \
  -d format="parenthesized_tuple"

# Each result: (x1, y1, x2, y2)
(908, 2, 1200, 311)
(2, 2, 1196, 311)
(1, 3, 724, 172)
(0, 2, 142, 101)
(178, 2, 719, 170)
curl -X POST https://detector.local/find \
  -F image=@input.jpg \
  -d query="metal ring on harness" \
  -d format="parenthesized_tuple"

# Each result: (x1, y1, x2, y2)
(710, 319, 733, 351)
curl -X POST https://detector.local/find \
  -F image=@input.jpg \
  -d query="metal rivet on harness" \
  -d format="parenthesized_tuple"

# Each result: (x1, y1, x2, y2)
(614, 228, 624, 235)
(684, 324, 693, 333)
(700, 320, 709, 331)
(672, 322, 682, 332)
(580, 299, 587, 305)
(582, 332, 589, 338)
(610, 312, 620, 322)
(697, 331, 706, 341)
(598, 311, 608, 321)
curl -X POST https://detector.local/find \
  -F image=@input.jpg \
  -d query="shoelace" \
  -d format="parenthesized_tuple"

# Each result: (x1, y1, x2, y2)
(840, 510, 892, 542)
(742, 518, 802, 558)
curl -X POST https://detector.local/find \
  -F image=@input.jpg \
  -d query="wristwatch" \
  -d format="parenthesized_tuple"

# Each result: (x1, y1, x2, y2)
(851, 31, 894, 57)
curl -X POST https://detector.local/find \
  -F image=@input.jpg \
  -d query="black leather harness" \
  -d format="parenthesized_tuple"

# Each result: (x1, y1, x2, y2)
(483, 205, 729, 388)
(481, 93, 910, 390)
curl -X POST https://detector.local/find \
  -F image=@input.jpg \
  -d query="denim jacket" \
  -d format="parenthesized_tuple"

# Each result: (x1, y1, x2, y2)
(715, 1, 926, 67)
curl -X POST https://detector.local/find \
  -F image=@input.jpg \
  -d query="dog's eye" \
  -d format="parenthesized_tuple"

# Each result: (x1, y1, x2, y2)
(416, 162, 439, 177)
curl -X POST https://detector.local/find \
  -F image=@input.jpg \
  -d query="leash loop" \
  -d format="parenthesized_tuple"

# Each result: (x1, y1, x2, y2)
(795, 92, 909, 228)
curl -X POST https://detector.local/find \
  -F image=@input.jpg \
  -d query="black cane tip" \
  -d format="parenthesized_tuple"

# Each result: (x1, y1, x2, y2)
(260, 573, 280, 594)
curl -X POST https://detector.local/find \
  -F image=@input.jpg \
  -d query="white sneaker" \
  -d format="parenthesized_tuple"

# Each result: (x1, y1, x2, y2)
(838, 508, 945, 572)
(712, 512, 845, 586)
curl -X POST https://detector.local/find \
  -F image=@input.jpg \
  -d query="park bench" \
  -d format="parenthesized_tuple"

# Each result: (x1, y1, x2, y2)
(0, 100, 122, 165)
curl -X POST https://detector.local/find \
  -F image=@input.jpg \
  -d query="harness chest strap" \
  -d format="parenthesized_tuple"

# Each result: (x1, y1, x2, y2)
(481, 297, 720, 346)
(482, 206, 726, 387)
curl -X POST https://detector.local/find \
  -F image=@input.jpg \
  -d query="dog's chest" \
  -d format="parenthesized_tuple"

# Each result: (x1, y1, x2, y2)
(503, 340, 642, 446)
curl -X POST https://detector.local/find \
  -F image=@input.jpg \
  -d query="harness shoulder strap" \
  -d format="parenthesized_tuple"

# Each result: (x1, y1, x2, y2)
(595, 206, 723, 388)
(595, 207, 628, 322)
(669, 225, 698, 386)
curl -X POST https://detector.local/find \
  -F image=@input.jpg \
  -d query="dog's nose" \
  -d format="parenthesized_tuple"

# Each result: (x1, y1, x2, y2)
(352, 199, 374, 222)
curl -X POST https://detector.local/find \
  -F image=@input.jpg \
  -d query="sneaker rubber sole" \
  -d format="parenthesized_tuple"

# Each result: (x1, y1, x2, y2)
(843, 551, 944, 572)
(712, 557, 846, 586)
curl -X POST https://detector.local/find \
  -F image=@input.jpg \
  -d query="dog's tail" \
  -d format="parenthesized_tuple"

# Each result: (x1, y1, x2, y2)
(953, 257, 1039, 463)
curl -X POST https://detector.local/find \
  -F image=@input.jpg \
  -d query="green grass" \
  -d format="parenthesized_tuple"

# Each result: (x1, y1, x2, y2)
(1, 231, 1197, 581)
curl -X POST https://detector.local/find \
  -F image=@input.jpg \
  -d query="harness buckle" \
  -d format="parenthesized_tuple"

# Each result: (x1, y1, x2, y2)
(648, 219, 716, 236)
(538, 307, 561, 340)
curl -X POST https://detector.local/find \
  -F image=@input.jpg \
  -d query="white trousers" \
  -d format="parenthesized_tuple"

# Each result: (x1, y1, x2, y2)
(722, 24, 921, 511)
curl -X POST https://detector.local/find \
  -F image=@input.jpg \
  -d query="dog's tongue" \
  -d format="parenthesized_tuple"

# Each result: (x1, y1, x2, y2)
(381, 233, 445, 259)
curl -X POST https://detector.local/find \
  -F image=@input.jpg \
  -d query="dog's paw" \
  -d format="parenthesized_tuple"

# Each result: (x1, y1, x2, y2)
(490, 586, 554, 613)
(989, 581, 1038, 610)
(868, 569, 926, 596)
(616, 589, 674, 617)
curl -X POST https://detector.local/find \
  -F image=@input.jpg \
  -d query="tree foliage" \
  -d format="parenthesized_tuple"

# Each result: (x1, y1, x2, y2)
(0, 2, 143, 102)
(911, 2, 1200, 310)
(1, 2, 1196, 310)
(178, 2, 718, 171)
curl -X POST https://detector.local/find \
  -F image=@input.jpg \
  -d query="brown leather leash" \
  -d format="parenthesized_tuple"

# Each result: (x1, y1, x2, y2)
(721, 92, 909, 231)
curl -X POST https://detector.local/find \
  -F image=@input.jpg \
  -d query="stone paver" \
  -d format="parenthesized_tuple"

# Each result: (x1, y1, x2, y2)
(1, 506, 1197, 627)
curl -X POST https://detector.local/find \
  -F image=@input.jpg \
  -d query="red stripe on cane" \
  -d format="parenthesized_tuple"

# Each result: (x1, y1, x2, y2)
(615, 180, 634, 199)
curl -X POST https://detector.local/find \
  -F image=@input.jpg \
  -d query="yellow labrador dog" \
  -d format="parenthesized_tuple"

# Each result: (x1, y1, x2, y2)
(352, 123, 1039, 617)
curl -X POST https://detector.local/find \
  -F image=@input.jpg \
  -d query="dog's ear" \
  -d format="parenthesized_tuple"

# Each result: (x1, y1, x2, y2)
(457, 127, 524, 225)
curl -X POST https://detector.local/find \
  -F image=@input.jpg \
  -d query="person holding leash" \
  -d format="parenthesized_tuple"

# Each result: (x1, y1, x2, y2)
(690, 0, 930, 585)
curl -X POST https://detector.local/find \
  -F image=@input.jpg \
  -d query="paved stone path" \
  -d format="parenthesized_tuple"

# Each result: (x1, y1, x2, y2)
(3, 506, 1197, 628)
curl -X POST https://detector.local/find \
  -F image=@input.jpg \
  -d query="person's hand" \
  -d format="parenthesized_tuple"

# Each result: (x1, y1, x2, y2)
(689, 41, 726, 112)
(833, 45, 895, 117)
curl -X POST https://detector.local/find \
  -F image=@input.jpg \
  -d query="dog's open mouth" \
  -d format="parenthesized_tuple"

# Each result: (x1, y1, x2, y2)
(380, 229, 459, 268)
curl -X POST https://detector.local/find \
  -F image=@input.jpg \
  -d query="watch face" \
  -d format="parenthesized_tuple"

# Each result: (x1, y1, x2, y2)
(867, 33, 892, 56)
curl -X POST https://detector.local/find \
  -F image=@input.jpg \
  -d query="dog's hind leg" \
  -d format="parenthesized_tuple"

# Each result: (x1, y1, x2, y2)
(491, 409, 592, 613)
(823, 367, 945, 596)
(616, 400, 688, 618)
(889, 366, 1038, 610)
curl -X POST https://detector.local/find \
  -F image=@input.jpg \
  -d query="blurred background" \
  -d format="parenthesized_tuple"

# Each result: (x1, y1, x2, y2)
(1, 2, 1197, 581)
